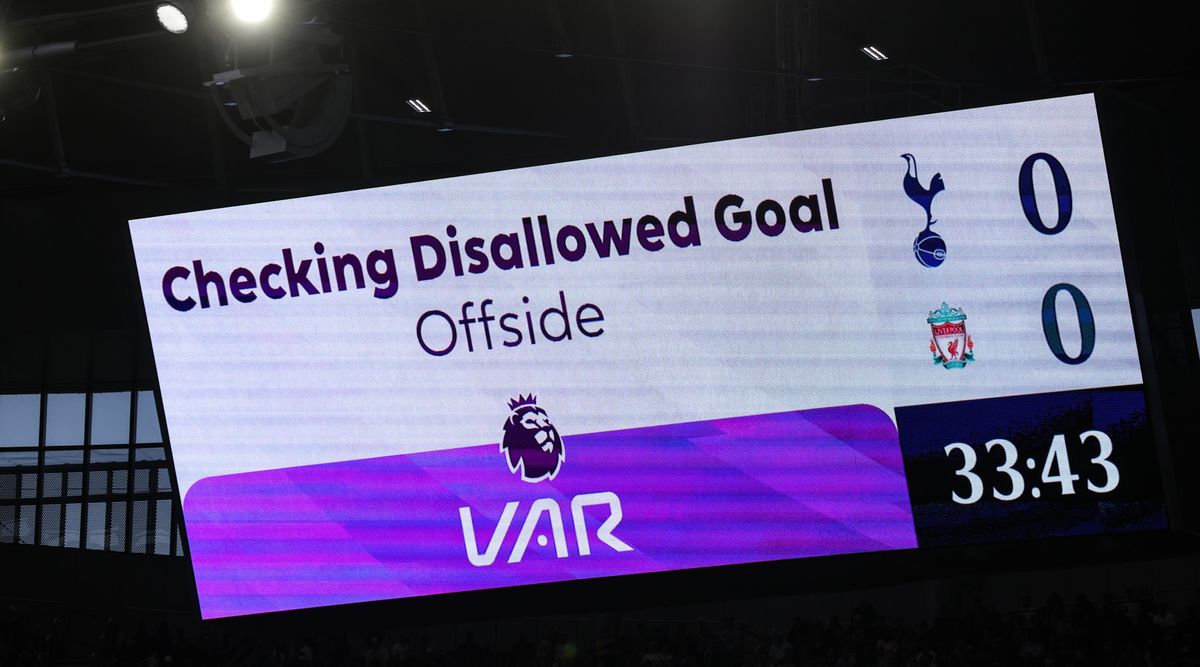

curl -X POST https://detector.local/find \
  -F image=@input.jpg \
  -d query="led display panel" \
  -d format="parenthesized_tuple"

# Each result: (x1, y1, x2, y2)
(130, 94, 1167, 618)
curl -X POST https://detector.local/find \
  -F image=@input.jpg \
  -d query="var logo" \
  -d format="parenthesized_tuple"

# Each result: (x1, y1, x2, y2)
(458, 396, 633, 566)
(459, 492, 633, 566)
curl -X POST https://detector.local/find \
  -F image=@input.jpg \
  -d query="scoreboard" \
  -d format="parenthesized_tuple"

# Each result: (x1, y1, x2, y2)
(129, 93, 1167, 619)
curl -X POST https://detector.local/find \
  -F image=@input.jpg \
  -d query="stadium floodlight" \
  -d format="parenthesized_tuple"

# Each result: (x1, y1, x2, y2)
(205, 13, 352, 160)
(155, 3, 190, 34)
(231, 0, 274, 24)
(861, 45, 888, 61)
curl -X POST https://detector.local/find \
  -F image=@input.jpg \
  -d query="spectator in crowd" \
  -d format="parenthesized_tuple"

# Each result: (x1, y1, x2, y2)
(3, 585, 1199, 666)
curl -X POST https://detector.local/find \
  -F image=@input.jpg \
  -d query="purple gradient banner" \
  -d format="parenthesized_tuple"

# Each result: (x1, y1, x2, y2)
(185, 404, 917, 618)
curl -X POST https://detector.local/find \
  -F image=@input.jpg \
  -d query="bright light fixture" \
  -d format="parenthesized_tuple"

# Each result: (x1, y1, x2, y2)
(155, 3, 189, 34)
(407, 98, 432, 113)
(861, 46, 888, 61)
(231, 0, 273, 24)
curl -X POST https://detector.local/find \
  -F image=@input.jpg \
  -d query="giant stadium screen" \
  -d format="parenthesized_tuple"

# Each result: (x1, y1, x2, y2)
(130, 93, 1167, 619)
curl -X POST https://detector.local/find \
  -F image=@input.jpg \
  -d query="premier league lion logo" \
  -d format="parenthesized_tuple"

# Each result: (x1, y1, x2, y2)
(501, 394, 564, 482)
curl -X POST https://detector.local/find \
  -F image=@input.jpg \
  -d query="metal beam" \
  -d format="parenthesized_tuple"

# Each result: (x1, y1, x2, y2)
(410, 0, 453, 131)
(4, 1, 160, 29)
(41, 72, 67, 173)
(348, 40, 375, 182)
(0, 158, 171, 187)
(349, 111, 566, 138)
(60, 167, 171, 188)
(49, 67, 206, 99)
(192, 36, 232, 195)
(1023, 0, 1054, 87)
(604, 0, 640, 144)
(545, 0, 572, 57)
(19, 66, 563, 141)
(0, 157, 57, 174)
(338, 17, 823, 81)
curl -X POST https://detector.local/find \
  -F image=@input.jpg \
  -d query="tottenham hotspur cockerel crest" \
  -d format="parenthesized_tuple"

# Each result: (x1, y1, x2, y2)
(501, 394, 564, 482)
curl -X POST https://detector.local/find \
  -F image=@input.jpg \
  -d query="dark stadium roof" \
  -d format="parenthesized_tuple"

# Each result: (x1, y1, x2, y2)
(2, 0, 1193, 198)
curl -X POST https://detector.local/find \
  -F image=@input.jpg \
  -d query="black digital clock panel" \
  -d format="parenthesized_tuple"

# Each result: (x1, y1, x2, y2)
(895, 385, 1167, 547)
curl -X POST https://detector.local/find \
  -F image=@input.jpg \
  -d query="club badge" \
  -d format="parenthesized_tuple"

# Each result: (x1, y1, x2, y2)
(902, 153, 947, 268)
(928, 303, 974, 369)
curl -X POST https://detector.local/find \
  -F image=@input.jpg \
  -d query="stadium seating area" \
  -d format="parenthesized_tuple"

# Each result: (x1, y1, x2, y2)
(3, 583, 1196, 666)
